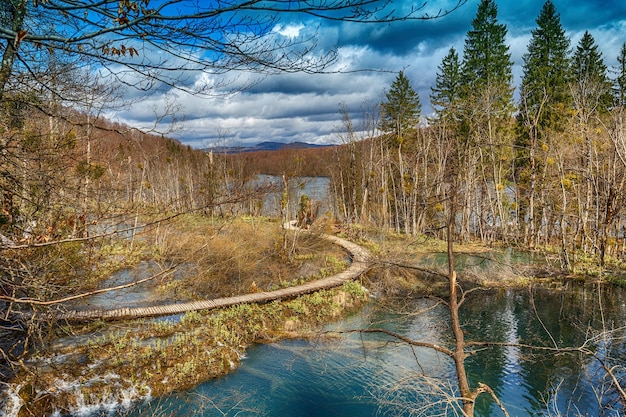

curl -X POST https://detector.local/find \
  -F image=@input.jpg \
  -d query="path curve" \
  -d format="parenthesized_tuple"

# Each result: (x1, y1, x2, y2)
(58, 223, 371, 322)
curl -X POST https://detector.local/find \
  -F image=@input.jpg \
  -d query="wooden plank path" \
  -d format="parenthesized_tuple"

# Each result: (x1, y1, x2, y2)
(58, 224, 371, 322)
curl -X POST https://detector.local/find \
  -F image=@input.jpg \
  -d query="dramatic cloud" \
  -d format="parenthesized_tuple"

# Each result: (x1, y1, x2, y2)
(106, 0, 626, 148)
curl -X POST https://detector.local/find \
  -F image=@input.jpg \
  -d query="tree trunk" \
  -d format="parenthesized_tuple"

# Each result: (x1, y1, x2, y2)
(447, 198, 475, 416)
(527, 130, 537, 248)
(0, 0, 27, 101)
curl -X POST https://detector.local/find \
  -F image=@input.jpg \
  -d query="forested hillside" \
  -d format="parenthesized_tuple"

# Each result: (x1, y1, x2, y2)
(225, 145, 337, 178)
(0, 109, 261, 244)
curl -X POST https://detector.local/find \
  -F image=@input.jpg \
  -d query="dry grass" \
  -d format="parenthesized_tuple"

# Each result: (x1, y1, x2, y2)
(144, 216, 348, 299)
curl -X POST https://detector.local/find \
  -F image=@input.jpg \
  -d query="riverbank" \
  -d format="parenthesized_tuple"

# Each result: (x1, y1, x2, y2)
(5, 281, 370, 417)
(2, 217, 612, 416)
(2, 217, 371, 417)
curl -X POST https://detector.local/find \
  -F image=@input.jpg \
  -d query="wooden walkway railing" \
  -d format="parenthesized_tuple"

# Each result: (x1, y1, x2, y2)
(58, 225, 371, 322)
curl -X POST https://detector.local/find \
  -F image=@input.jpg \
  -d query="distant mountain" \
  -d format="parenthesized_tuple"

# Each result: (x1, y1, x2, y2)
(206, 141, 332, 154)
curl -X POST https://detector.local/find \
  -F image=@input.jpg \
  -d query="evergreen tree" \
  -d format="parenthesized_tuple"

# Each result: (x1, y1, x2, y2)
(570, 30, 611, 113)
(518, 0, 571, 132)
(515, 0, 570, 247)
(430, 47, 461, 121)
(379, 71, 421, 235)
(570, 31, 611, 259)
(380, 70, 421, 142)
(456, 0, 514, 243)
(460, 0, 514, 108)
(458, 0, 515, 141)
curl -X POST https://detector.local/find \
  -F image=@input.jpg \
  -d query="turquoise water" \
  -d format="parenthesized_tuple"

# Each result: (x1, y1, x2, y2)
(126, 300, 450, 417)
(122, 284, 626, 417)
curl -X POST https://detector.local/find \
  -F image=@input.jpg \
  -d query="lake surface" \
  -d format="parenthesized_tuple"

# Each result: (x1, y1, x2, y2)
(120, 283, 626, 417)
(256, 175, 331, 218)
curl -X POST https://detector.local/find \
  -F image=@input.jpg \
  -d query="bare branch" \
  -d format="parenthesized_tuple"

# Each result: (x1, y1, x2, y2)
(0, 264, 177, 306)
(0, 0, 469, 100)
(477, 383, 511, 417)
(335, 327, 455, 357)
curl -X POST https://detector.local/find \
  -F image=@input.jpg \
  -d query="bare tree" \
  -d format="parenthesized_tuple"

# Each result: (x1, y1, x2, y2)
(0, 0, 474, 409)
(0, 0, 467, 101)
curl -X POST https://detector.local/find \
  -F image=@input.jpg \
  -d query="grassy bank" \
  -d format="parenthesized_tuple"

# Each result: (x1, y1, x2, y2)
(13, 280, 368, 417)
(9, 216, 367, 416)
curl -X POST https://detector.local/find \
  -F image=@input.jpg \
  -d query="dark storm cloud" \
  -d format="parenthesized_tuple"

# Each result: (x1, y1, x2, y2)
(247, 73, 341, 95)
(555, 0, 626, 31)
(332, 6, 473, 57)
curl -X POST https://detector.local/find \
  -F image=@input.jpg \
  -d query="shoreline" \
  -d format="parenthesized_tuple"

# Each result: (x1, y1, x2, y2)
(2, 224, 372, 417)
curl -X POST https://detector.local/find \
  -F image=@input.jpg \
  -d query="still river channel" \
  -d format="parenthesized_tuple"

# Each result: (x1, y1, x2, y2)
(117, 281, 626, 417)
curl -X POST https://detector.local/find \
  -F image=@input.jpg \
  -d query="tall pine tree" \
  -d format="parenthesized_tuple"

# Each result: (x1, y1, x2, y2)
(430, 47, 462, 121)
(570, 30, 611, 258)
(460, 0, 514, 110)
(571, 30, 612, 114)
(458, 0, 515, 243)
(379, 71, 421, 234)
(516, 0, 571, 247)
(519, 0, 571, 132)
(380, 70, 421, 143)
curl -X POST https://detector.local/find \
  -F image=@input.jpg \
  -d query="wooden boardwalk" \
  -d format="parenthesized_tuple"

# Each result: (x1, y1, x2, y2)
(58, 224, 371, 322)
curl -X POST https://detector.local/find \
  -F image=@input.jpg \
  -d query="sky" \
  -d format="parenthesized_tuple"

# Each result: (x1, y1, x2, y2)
(106, 0, 626, 149)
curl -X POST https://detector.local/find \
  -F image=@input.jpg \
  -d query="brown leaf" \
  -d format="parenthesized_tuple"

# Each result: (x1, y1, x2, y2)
(16, 30, 27, 44)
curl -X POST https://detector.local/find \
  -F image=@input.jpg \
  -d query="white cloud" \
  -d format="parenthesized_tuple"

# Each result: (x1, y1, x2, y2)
(272, 23, 305, 38)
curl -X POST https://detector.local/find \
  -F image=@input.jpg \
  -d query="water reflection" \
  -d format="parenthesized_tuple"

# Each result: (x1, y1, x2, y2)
(463, 285, 625, 416)
(417, 249, 555, 281)
(123, 285, 626, 417)
(255, 175, 331, 218)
